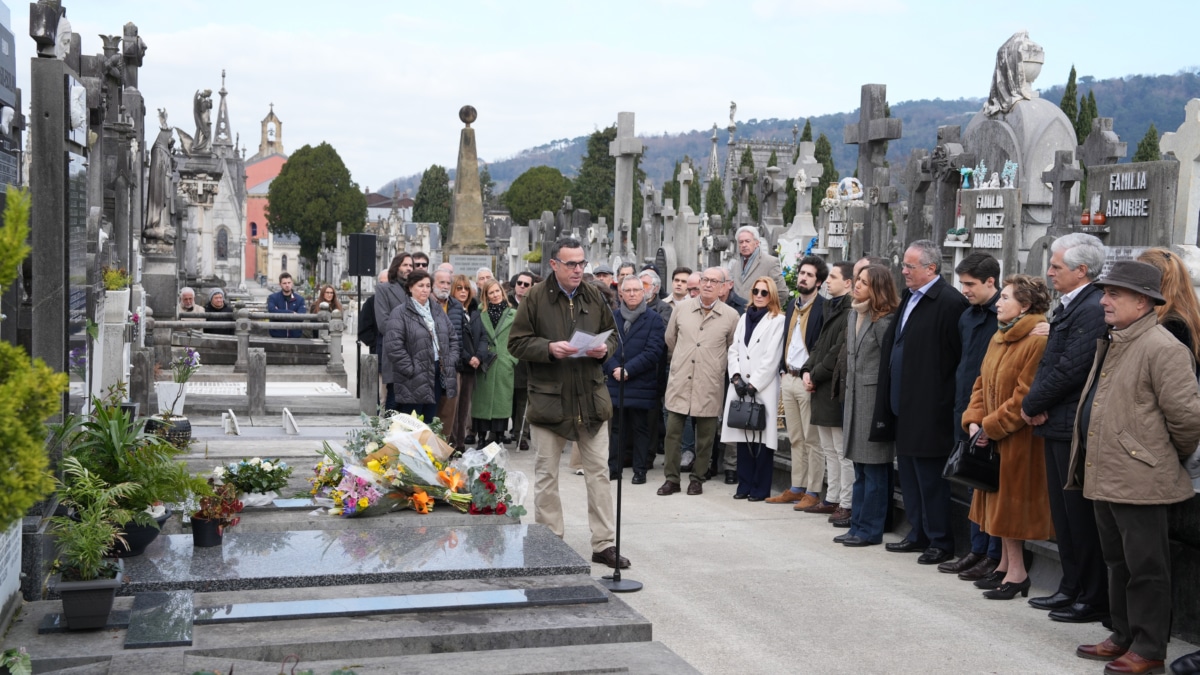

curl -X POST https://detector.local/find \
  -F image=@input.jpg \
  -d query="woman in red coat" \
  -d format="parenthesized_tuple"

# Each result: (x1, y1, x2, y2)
(963, 274, 1054, 600)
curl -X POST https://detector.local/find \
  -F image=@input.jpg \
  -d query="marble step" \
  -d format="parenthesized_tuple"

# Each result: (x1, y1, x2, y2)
(22, 575, 656, 674)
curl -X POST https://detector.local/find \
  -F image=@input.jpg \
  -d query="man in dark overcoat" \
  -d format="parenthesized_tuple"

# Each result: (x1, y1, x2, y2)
(872, 240, 967, 566)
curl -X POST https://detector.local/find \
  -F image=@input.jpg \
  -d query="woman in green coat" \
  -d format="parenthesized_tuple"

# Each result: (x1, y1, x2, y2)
(469, 279, 518, 446)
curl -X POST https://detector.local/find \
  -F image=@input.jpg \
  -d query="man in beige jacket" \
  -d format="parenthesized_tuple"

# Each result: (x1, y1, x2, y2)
(1067, 261, 1200, 675)
(658, 267, 739, 496)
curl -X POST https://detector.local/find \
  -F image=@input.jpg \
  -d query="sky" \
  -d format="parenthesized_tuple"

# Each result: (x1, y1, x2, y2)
(9, 0, 1200, 191)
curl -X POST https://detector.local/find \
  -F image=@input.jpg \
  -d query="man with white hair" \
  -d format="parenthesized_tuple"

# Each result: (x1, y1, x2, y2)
(729, 225, 788, 299)
(639, 269, 672, 325)
(476, 267, 495, 288)
(178, 287, 203, 318)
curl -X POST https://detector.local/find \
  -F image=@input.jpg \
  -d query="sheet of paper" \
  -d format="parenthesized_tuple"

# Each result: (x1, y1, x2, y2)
(566, 329, 613, 357)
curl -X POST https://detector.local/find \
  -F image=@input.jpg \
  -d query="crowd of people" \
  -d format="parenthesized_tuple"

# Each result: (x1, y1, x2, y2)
(345, 230, 1200, 673)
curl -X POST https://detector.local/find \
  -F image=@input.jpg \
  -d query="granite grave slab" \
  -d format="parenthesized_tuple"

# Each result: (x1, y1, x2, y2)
(117, 524, 588, 595)
(124, 591, 193, 649)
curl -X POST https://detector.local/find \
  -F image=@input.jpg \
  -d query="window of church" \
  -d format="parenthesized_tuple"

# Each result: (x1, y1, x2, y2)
(250, 221, 258, 238)
(282, 254, 288, 271)
(217, 228, 229, 260)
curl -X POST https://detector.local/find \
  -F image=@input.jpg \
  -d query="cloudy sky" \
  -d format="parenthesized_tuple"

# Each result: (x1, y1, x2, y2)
(10, 0, 1199, 190)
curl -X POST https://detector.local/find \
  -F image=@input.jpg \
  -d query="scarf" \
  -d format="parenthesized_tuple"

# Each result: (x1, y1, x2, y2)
(619, 299, 647, 332)
(744, 305, 768, 346)
(411, 297, 439, 362)
(487, 302, 506, 328)
(998, 312, 1026, 333)
(852, 298, 871, 334)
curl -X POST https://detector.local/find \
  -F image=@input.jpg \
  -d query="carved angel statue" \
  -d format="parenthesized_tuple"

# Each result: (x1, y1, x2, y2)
(193, 89, 213, 154)
(729, 101, 737, 126)
(983, 31, 1045, 117)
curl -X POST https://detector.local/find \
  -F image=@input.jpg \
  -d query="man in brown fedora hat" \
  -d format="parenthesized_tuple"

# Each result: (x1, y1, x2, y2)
(1068, 260, 1200, 675)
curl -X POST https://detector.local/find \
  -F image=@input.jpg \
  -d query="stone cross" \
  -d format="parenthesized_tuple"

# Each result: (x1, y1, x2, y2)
(901, 148, 933, 244)
(843, 84, 902, 191)
(867, 166, 898, 254)
(930, 126, 976, 243)
(679, 161, 695, 215)
(1160, 99, 1200, 246)
(1041, 150, 1084, 236)
(1078, 117, 1127, 169)
(793, 141, 824, 218)
(609, 112, 642, 261)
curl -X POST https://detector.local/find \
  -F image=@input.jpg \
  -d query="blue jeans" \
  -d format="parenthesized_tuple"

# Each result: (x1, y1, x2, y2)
(969, 486, 1003, 559)
(849, 462, 890, 544)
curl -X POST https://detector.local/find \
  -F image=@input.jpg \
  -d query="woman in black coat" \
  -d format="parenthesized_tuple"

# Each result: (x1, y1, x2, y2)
(385, 270, 458, 421)
(603, 275, 666, 484)
(451, 274, 478, 447)
(376, 253, 413, 412)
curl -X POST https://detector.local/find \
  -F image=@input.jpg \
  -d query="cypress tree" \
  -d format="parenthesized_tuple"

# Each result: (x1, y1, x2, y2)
(1132, 124, 1161, 163)
(1060, 66, 1080, 142)
(812, 133, 839, 217)
(705, 178, 726, 226)
(800, 119, 813, 143)
(1076, 92, 1095, 145)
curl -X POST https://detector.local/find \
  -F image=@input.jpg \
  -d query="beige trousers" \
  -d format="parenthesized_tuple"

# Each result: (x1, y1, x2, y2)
(817, 425, 852, 507)
(531, 423, 615, 552)
(781, 373, 824, 492)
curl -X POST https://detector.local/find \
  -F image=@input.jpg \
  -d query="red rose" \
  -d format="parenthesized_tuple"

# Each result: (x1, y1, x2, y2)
(479, 471, 492, 482)
(469, 503, 479, 514)
(496, 503, 507, 515)
(486, 482, 496, 493)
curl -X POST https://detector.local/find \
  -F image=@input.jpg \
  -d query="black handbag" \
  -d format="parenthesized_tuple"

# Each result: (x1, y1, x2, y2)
(727, 396, 767, 431)
(943, 428, 1000, 492)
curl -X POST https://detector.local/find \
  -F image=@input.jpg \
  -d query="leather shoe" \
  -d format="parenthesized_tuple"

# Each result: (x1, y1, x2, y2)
(733, 492, 748, 500)
(1050, 603, 1109, 624)
(1029, 591, 1075, 611)
(830, 509, 852, 528)
(833, 533, 852, 544)
(765, 489, 804, 504)
(631, 473, 646, 485)
(1104, 651, 1164, 675)
(686, 479, 703, 495)
(1076, 638, 1129, 661)
(1170, 649, 1200, 675)
(842, 535, 877, 547)
(917, 547, 953, 565)
(938, 551, 984, 574)
(804, 501, 838, 514)
(973, 570, 1005, 589)
(656, 481, 680, 496)
(591, 546, 631, 569)
(793, 494, 822, 511)
(828, 506, 851, 522)
(747, 496, 765, 502)
(723, 470, 736, 484)
(518, 439, 529, 451)
(958, 556, 1000, 581)
(886, 539, 926, 553)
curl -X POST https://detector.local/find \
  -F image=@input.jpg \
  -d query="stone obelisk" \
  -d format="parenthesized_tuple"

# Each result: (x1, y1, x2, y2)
(447, 105, 488, 257)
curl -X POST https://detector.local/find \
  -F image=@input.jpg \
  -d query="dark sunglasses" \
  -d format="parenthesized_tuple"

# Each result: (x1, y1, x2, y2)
(751, 288, 771, 297)
(516, 281, 531, 287)
(414, 262, 429, 268)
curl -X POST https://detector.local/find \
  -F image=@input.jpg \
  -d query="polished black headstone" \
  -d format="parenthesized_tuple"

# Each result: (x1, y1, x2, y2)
(124, 591, 194, 649)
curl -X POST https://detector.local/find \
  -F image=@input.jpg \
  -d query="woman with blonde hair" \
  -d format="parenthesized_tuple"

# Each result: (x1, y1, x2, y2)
(720, 276, 786, 501)
(469, 279, 518, 446)
(450, 274, 478, 448)
(1136, 247, 1200, 369)
(839, 264, 899, 547)
(963, 274, 1054, 599)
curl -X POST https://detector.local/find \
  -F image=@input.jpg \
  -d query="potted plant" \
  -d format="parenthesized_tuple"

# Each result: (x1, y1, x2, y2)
(47, 457, 136, 630)
(191, 478, 243, 547)
(100, 266, 132, 324)
(56, 394, 209, 557)
(148, 348, 201, 446)
(1, 647, 31, 675)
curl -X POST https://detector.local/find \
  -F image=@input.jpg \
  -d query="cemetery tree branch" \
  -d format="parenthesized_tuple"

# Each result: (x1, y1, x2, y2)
(1132, 123, 1162, 163)
(572, 125, 645, 230)
(503, 166, 573, 226)
(265, 142, 367, 263)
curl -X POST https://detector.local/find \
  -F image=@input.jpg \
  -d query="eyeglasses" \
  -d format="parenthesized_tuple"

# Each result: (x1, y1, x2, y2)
(553, 258, 588, 270)
(699, 277, 722, 285)
(414, 262, 428, 268)
(901, 262, 928, 271)
(642, 281, 653, 289)
(751, 288, 771, 297)
(686, 287, 699, 292)
(516, 281, 531, 287)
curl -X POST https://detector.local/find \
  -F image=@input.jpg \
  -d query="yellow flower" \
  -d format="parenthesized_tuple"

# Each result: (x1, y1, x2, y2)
(358, 497, 369, 508)
(366, 459, 382, 473)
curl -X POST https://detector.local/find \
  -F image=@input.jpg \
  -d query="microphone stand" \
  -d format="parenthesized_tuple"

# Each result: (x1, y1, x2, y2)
(599, 322, 642, 593)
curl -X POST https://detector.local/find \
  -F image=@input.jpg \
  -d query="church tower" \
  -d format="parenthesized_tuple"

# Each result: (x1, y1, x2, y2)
(251, 104, 284, 161)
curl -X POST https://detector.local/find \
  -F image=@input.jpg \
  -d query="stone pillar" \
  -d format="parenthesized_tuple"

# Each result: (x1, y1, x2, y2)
(447, 105, 486, 255)
(609, 112, 643, 262)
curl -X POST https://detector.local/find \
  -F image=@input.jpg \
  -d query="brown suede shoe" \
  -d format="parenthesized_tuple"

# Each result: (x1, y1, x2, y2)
(1103, 651, 1164, 675)
(764, 489, 804, 504)
(656, 481, 681, 496)
(792, 494, 821, 511)
(805, 501, 839, 515)
(686, 479, 703, 495)
(591, 546, 631, 569)
(1076, 638, 1129, 661)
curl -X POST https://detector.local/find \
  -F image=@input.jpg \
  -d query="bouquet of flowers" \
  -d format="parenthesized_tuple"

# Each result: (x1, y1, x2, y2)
(459, 447, 528, 519)
(309, 443, 345, 498)
(328, 469, 385, 517)
(364, 428, 471, 513)
(214, 457, 293, 507)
